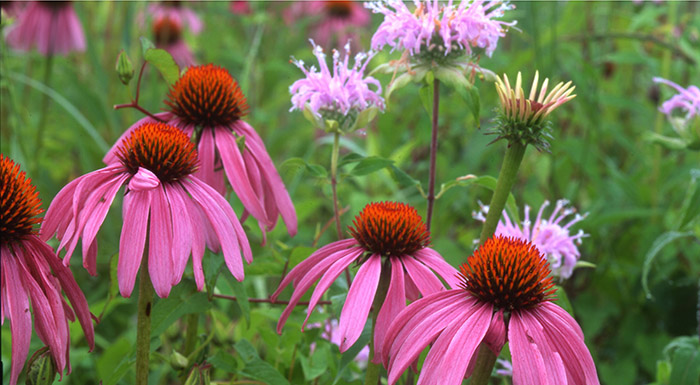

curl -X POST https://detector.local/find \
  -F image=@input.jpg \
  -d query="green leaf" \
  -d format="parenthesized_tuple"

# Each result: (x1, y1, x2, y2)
(299, 343, 330, 380)
(208, 350, 238, 373)
(669, 345, 700, 385)
(151, 283, 212, 337)
(332, 321, 371, 385)
(553, 285, 574, 316)
(139, 36, 156, 55)
(574, 260, 597, 270)
(97, 336, 134, 385)
(348, 106, 379, 132)
(456, 84, 481, 128)
(418, 74, 434, 117)
(434, 65, 472, 90)
(235, 339, 291, 385)
(338, 152, 365, 167)
(436, 175, 519, 224)
(388, 164, 420, 189)
(223, 272, 250, 325)
(281, 158, 328, 179)
(144, 48, 180, 85)
(348, 156, 394, 176)
(642, 231, 696, 299)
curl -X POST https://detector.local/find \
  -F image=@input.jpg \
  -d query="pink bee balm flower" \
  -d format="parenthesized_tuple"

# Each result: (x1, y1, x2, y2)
(474, 199, 587, 279)
(284, 1, 371, 50)
(365, 0, 515, 58)
(41, 123, 252, 298)
(148, 1, 202, 34)
(104, 64, 297, 242)
(1, 154, 95, 385)
(230, 1, 252, 15)
(5, 1, 86, 56)
(382, 236, 599, 385)
(289, 40, 384, 130)
(653, 77, 700, 121)
(272, 202, 460, 363)
(152, 15, 196, 68)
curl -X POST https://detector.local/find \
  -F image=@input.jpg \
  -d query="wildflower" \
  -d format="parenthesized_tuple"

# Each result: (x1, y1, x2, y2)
(493, 71, 576, 151)
(290, 40, 384, 133)
(152, 15, 195, 68)
(272, 202, 460, 363)
(649, 78, 700, 150)
(41, 123, 252, 298)
(105, 64, 297, 241)
(230, 1, 252, 15)
(148, 1, 202, 34)
(473, 199, 587, 279)
(5, 1, 85, 56)
(366, 0, 515, 61)
(309, 318, 371, 366)
(383, 236, 599, 385)
(284, 1, 370, 50)
(1, 154, 94, 385)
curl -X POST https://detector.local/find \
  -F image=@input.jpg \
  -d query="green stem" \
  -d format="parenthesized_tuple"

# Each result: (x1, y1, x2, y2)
(426, 78, 440, 231)
(364, 260, 391, 385)
(471, 141, 527, 385)
(478, 142, 527, 245)
(330, 131, 342, 240)
(33, 54, 54, 173)
(182, 313, 199, 357)
(135, 249, 155, 385)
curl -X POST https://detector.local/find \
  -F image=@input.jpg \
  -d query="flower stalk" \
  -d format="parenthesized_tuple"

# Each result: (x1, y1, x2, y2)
(478, 141, 527, 245)
(426, 78, 440, 231)
(135, 244, 155, 385)
(330, 131, 343, 239)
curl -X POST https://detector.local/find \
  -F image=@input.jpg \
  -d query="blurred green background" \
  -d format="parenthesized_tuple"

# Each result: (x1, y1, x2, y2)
(1, 1, 699, 384)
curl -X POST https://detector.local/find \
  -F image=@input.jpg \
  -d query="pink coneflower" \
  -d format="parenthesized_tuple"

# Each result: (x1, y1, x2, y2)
(366, 0, 515, 60)
(104, 64, 297, 242)
(5, 1, 85, 56)
(383, 236, 599, 385)
(290, 40, 384, 132)
(653, 77, 700, 121)
(1, 154, 94, 385)
(41, 123, 252, 298)
(285, 1, 370, 50)
(272, 202, 460, 363)
(474, 199, 587, 279)
(148, 1, 202, 35)
(152, 15, 196, 68)
(230, 1, 252, 15)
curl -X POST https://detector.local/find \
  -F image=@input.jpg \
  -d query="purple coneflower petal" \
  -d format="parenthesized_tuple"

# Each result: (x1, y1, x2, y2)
(338, 253, 382, 351)
(402, 254, 446, 296)
(2, 252, 32, 385)
(413, 248, 461, 289)
(372, 256, 405, 364)
(148, 184, 176, 298)
(510, 309, 566, 385)
(118, 190, 151, 297)
(163, 184, 193, 285)
(196, 127, 226, 195)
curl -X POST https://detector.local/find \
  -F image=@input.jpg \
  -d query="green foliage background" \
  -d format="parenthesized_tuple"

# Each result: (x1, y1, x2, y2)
(1, 1, 699, 385)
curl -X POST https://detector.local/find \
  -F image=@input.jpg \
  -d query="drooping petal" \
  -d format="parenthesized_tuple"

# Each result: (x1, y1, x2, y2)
(509, 310, 556, 385)
(148, 185, 175, 298)
(413, 248, 461, 289)
(402, 254, 446, 296)
(373, 256, 406, 364)
(162, 184, 193, 285)
(2, 248, 32, 385)
(417, 300, 492, 385)
(195, 126, 226, 195)
(338, 253, 382, 351)
(118, 190, 151, 297)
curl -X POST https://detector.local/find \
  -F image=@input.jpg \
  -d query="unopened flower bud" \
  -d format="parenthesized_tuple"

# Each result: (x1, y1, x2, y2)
(26, 348, 57, 385)
(116, 49, 135, 86)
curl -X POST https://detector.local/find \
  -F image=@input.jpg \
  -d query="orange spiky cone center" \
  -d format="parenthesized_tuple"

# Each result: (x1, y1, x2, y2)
(0, 155, 43, 244)
(117, 122, 198, 183)
(349, 201, 430, 257)
(165, 64, 249, 127)
(460, 236, 556, 310)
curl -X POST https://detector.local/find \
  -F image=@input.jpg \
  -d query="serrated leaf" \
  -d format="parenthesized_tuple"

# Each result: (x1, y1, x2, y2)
(208, 350, 238, 373)
(418, 79, 434, 117)
(299, 344, 330, 380)
(642, 231, 696, 299)
(434, 65, 471, 90)
(456, 84, 481, 127)
(349, 156, 394, 176)
(338, 152, 365, 167)
(388, 164, 420, 188)
(144, 48, 180, 85)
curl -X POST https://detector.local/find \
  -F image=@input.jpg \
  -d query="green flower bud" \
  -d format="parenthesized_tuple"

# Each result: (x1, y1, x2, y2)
(116, 49, 135, 86)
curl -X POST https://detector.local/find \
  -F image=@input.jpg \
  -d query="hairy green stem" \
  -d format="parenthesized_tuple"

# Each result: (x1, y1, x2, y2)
(364, 260, 391, 385)
(478, 142, 527, 245)
(135, 250, 154, 385)
(471, 141, 527, 384)
(426, 78, 440, 231)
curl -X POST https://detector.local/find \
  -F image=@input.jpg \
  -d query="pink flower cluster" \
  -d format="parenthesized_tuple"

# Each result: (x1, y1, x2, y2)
(653, 77, 700, 121)
(290, 40, 385, 120)
(365, 0, 515, 57)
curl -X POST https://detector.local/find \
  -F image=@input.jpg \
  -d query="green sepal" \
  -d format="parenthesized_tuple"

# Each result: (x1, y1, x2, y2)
(115, 49, 135, 86)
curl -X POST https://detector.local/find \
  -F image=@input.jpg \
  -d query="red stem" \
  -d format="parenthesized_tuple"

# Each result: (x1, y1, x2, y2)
(212, 293, 331, 306)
